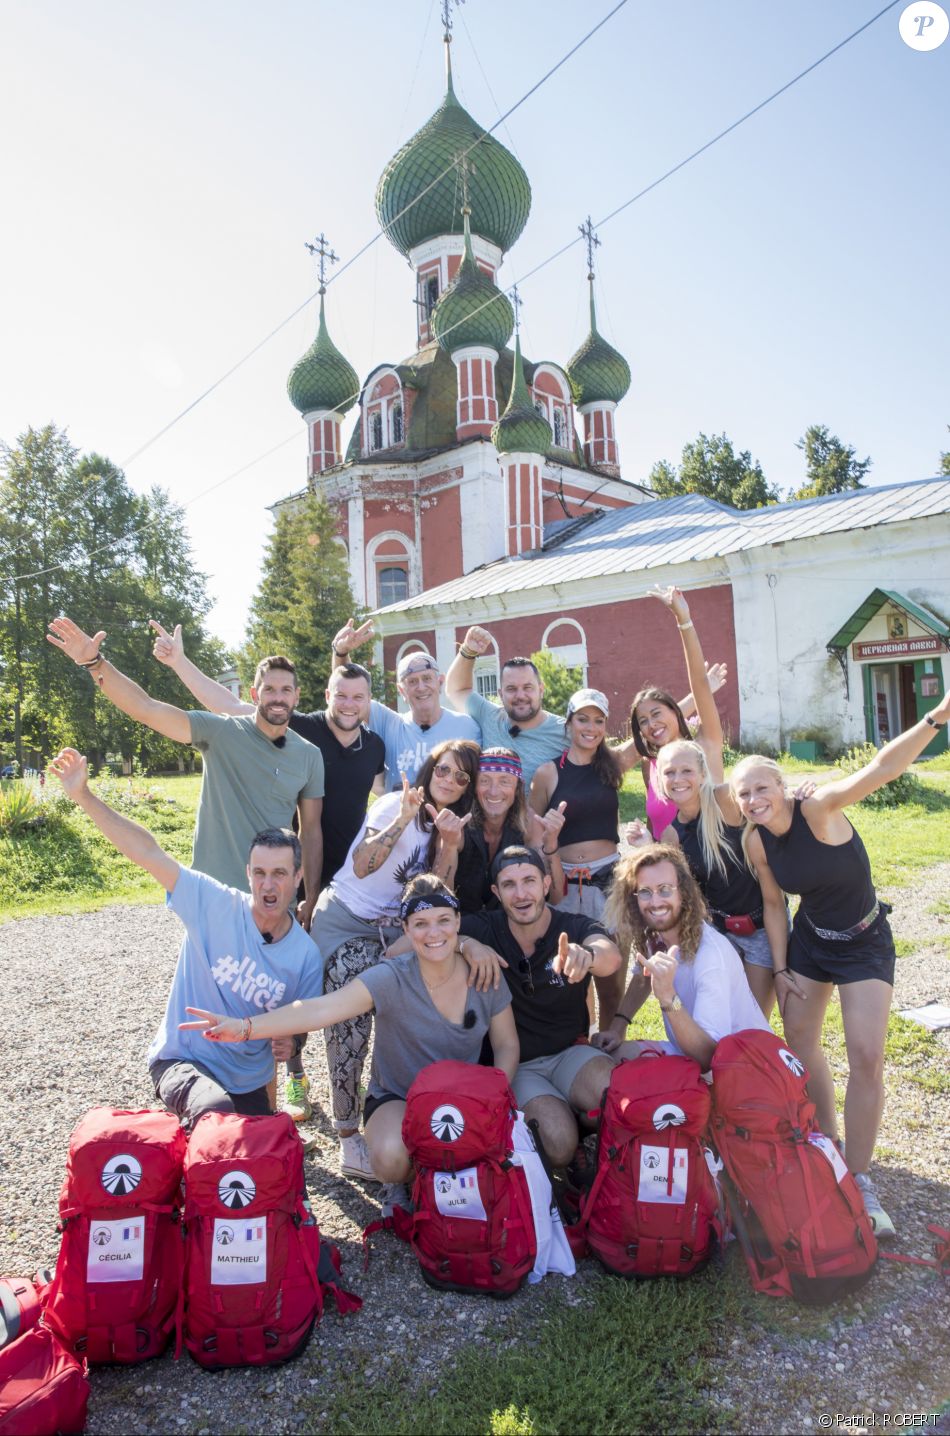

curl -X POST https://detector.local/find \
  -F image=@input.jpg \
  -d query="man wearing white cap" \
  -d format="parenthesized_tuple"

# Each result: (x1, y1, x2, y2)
(331, 619, 478, 789)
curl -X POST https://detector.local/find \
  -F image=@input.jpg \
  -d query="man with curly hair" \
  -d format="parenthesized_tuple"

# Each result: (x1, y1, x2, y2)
(596, 844, 770, 1070)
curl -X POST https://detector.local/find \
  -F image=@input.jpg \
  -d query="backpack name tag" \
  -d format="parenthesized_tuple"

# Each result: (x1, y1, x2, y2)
(211, 1217, 268, 1285)
(808, 1133, 848, 1184)
(637, 1146, 688, 1205)
(86, 1218, 145, 1282)
(433, 1168, 487, 1222)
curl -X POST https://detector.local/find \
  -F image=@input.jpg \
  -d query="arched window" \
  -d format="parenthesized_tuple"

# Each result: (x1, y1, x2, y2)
(392, 404, 404, 444)
(378, 566, 409, 605)
(553, 407, 566, 447)
(370, 412, 383, 451)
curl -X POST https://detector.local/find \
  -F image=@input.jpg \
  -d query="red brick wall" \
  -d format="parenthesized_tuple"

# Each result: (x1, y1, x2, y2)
(420, 482, 463, 589)
(422, 584, 740, 741)
(383, 631, 436, 673)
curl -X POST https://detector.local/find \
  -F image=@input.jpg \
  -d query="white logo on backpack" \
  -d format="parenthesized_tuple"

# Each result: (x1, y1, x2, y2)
(652, 1103, 686, 1131)
(778, 1048, 806, 1078)
(86, 1218, 145, 1283)
(433, 1168, 487, 1222)
(637, 1145, 688, 1205)
(211, 1218, 267, 1284)
(430, 1105, 465, 1143)
(808, 1133, 848, 1185)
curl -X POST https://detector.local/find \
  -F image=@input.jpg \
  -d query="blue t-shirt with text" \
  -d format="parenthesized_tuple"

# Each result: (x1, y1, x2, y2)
(147, 867, 325, 1094)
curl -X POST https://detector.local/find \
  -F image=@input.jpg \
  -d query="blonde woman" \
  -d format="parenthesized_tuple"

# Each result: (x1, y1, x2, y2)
(729, 689, 950, 1240)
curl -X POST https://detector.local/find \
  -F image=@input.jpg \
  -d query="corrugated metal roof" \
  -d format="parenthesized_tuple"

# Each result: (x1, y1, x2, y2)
(375, 477, 950, 615)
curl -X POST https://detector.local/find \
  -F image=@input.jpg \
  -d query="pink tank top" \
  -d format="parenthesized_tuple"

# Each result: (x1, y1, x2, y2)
(646, 760, 678, 839)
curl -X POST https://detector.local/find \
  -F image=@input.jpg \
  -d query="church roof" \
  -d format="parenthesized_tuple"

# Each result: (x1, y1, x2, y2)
(566, 288, 631, 406)
(492, 332, 552, 457)
(287, 294, 359, 416)
(373, 477, 950, 613)
(431, 211, 514, 355)
(375, 48, 531, 258)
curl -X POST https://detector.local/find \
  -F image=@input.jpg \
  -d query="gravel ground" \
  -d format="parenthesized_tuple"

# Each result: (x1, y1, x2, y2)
(1, 875, 948, 1436)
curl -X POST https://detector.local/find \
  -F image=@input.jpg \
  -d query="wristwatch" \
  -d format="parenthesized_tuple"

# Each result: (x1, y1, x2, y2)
(659, 995, 683, 1015)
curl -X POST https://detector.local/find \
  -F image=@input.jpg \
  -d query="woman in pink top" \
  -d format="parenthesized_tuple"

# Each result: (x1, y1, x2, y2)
(629, 588, 726, 839)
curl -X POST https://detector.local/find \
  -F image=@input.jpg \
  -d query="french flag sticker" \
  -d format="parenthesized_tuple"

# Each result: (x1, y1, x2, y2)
(122, 1225, 141, 1241)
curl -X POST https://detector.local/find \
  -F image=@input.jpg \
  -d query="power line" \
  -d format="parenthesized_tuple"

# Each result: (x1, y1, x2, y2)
(5, 1, 899, 590)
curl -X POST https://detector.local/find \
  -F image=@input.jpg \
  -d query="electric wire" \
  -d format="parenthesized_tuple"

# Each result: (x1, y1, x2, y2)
(4, 0, 899, 590)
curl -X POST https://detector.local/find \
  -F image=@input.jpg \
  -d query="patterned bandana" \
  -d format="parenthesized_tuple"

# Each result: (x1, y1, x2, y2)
(400, 891, 461, 922)
(478, 748, 523, 779)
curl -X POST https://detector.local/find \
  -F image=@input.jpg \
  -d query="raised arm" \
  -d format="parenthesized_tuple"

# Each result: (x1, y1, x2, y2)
(49, 748, 180, 893)
(182, 978, 375, 1042)
(677, 661, 729, 721)
(445, 625, 494, 709)
(350, 779, 424, 878)
(47, 617, 192, 744)
(330, 617, 376, 673)
(805, 690, 950, 816)
(150, 620, 253, 717)
(648, 587, 724, 779)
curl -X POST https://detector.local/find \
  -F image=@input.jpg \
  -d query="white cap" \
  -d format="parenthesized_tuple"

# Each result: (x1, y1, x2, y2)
(397, 652, 439, 680)
(566, 688, 609, 719)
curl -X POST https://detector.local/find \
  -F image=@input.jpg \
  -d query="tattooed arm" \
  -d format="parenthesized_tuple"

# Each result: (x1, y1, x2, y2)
(350, 778, 425, 879)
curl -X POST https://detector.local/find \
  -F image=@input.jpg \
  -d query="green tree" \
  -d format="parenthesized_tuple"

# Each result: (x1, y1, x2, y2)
(530, 650, 584, 716)
(938, 426, 950, 476)
(646, 432, 777, 510)
(791, 424, 871, 500)
(241, 492, 358, 706)
(0, 427, 226, 772)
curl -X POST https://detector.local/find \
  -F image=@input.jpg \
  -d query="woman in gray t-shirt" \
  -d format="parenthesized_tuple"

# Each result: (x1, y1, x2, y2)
(182, 875, 518, 1202)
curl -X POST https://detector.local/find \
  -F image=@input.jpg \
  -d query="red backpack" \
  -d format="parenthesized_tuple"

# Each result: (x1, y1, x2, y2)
(577, 1053, 721, 1278)
(0, 1322, 90, 1436)
(181, 1112, 360, 1369)
(0, 1275, 48, 1351)
(385, 1062, 537, 1297)
(45, 1108, 186, 1363)
(710, 1029, 877, 1305)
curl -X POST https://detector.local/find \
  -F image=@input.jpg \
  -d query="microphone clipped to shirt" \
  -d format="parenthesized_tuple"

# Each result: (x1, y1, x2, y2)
(463, 1010, 476, 1029)
(262, 931, 274, 944)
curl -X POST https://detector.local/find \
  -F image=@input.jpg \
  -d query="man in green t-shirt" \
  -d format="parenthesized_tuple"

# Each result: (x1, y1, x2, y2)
(46, 616, 325, 921)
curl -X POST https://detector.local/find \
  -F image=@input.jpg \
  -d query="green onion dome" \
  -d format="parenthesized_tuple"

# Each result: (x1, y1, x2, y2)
(431, 211, 514, 355)
(375, 51, 531, 258)
(287, 293, 359, 416)
(565, 287, 631, 406)
(492, 334, 552, 457)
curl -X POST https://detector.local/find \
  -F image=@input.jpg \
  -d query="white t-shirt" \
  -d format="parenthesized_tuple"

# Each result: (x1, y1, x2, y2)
(328, 790, 429, 921)
(665, 924, 771, 1053)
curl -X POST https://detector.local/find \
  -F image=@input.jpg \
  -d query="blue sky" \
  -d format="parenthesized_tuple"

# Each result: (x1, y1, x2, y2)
(2, 1, 947, 647)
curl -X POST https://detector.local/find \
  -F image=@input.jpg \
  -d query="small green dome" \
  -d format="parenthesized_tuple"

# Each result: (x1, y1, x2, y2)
(431, 212, 514, 355)
(492, 334, 552, 457)
(566, 287, 631, 406)
(287, 293, 359, 416)
(375, 46, 531, 257)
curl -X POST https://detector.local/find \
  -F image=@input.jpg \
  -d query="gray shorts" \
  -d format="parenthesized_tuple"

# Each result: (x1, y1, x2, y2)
(311, 887, 402, 963)
(512, 1044, 605, 1108)
(150, 1058, 272, 1130)
(731, 925, 774, 969)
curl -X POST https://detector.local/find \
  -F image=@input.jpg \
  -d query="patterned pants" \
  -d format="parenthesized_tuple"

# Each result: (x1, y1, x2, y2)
(323, 936, 382, 1131)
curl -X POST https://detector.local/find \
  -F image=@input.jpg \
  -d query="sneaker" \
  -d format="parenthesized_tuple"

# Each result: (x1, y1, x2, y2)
(854, 1172, 896, 1240)
(380, 1182, 412, 1218)
(339, 1132, 381, 1183)
(284, 1073, 313, 1124)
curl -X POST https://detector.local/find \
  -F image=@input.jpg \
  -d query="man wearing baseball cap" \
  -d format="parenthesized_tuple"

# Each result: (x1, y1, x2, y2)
(459, 846, 621, 1168)
(331, 618, 478, 788)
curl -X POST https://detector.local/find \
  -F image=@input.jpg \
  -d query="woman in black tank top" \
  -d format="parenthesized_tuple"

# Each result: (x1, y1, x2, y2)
(645, 739, 788, 1017)
(729, 689, 950, 1242)
(529, 688, 624, 1027)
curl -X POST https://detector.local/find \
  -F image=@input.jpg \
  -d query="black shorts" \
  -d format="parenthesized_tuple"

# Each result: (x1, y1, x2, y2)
(787, 913, 896, 987)
(363, 1091, 404, 1125)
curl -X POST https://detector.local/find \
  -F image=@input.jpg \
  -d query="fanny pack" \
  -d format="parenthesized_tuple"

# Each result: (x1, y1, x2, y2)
(710, 908, 763, 938)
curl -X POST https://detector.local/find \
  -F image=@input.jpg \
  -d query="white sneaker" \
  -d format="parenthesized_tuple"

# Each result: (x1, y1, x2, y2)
(854, 1172, 896, 1240)
(339, 1132, 380, 1183)
(380, 1182, 412, 1218)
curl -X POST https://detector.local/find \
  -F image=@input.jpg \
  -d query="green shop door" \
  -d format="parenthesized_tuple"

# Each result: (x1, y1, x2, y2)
(915, 659, 947, 756)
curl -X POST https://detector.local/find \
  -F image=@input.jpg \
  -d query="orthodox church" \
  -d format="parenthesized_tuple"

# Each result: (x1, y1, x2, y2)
(278, 23, 950, 757)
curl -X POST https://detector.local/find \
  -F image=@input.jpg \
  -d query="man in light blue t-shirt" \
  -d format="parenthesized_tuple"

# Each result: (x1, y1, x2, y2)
(331, 619, 478, 787)
(50, 748, 324, 1128)
(445, 626, 569, 788)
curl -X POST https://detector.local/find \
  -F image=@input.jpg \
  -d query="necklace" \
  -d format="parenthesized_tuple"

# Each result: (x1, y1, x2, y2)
(421, 955, 460, 992)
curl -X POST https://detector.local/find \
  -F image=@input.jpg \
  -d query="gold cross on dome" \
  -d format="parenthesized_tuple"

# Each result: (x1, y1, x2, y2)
(442, 0, 465, 38)
(509, 284, 523, 333)
(305, 233, 339, 293)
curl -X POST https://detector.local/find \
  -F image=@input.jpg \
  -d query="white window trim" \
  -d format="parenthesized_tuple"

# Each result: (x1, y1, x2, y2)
(366, 529, 416, 610)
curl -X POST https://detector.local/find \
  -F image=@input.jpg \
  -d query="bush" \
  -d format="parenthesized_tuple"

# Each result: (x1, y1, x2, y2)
(0, 780, 44, 835)
(837, 743, 923, 807)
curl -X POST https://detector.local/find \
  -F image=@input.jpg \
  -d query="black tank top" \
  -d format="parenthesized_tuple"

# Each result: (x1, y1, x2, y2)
(550, 754, 619, 847)
(672, 812, 763, 920)
(758, 799, 877, 930)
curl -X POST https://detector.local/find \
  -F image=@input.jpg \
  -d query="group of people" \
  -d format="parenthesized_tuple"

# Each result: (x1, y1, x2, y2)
(45, 587, 950, 1238)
